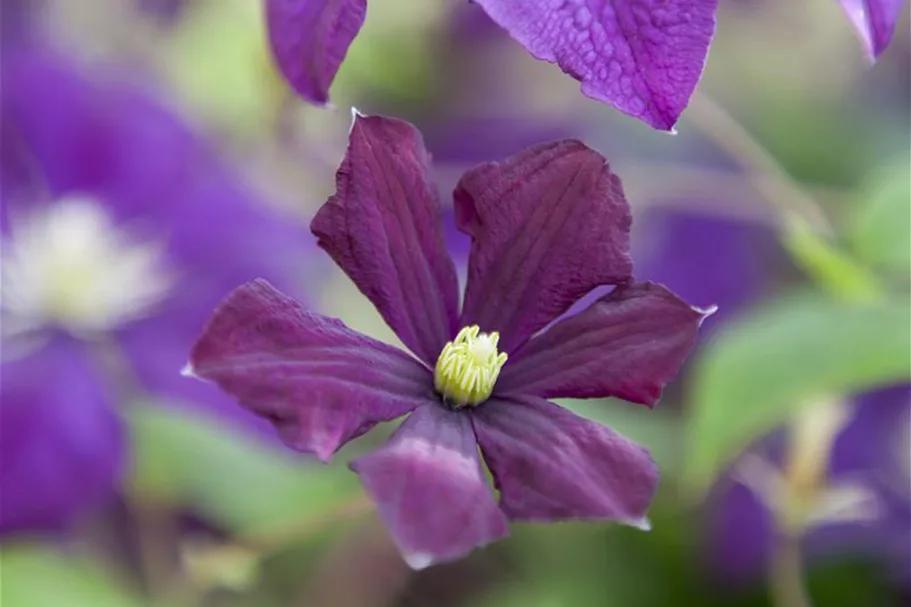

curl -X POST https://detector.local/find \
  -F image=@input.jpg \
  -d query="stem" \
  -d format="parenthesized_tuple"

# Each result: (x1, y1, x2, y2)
(685, 91, 834, 236)
(235, 495, 375, 552)
(128, 497, 180, 598)
(88, 338, 198, 604)
(769, 531, 814, 607)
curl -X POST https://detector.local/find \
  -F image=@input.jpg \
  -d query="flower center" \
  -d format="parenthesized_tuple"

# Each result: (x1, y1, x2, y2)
(1, 195, 173, 339)
(433, 325, 508, 408)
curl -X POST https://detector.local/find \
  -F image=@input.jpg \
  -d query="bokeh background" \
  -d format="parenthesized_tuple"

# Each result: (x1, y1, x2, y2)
(1, 1, 909, 606)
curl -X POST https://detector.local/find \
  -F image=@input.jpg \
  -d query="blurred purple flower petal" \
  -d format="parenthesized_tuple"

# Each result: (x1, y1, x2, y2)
(455, 139, 633, 354)
(423, 116, 578, 166)
(188, 280, 436, 462)
(1, 41, 313, 533)
(635, 207, 779, 330)
(137, 0, 189, 24)
(2, 44, 311, 422)
(351, 404, 509, 569)
(311, 114, 460, 366)
(265, 0, 366, 104)
(472, 395, 658, 524)
(710, 385, 911, 581)
(0, 339, 126, 534)
(498, 282, 707, 406)
(838, 0, 906, 59)
(473, 0, 719, 130)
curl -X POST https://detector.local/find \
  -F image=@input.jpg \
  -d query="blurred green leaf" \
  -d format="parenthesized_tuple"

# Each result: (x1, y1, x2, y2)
(685, 293, 911, 495)
(161, 0, 285, 137)
(782, 214, 883, 303)
(333, 2, 444, 104)
(849, 159, 911, 275)
(128, 403, 360, 534)
(0, 545, 141, 607)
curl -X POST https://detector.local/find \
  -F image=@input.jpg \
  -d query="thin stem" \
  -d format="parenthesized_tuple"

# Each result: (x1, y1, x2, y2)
(128, 497, 180, 598)
(235, 494, 375, 552)
(769, 531, 814, 607)
(685, 91, 834, 236)
(87, 338, 198, 604)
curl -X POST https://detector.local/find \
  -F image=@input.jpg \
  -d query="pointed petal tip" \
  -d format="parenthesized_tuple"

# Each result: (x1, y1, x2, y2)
(348, 106, 365, 133)
(403, 551, 435, 570)
(313, 443, 335, 464)
(627, 516, 652, 532)
(696, 304, 719, 326)
(180, 362, 197, 379)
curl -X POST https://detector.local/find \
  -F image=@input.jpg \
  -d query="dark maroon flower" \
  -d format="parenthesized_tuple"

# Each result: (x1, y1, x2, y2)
(187, 114, 709, 568)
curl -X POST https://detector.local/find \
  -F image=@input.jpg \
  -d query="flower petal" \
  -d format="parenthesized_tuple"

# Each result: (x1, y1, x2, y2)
(497, 282, 707, 406)
(350, 404, 509, 569)
(473, 0, 719, 130)
(837, 0, 905, 60)
(456, 140, 632, 354)
(471, 396, 658, 524)
(188, 279, 436, 461)
(311, 114, 460, 365)
(1, 340, 126, 535)
(265, 0, 366, 104)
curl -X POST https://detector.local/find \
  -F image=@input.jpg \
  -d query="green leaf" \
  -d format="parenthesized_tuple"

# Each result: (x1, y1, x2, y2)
(0, 545, 142, 607)
(127, 402, 360, 535)
(782, 214, 883, 303)
(161, 0, 285, 137)
(331, 1, 445, 105)
(849, 159, 911, 275)
(685, 293, 911, 495)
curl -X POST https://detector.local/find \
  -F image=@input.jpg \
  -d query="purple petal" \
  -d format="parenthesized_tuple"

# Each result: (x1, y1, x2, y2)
(473, 0, 719, 130)
(471, 396, 658, 523)
(456, 140, 633, 354)
(838, 0, 905, 59)
(1, 45, 194, 217)
(351, 404, 509, 569)
(311, 114, 460, 366)
(188, 279, 436, 461)
(265, 0, 366, 104)
(1, 339, 126, 535)
(497, 282, 707, 406)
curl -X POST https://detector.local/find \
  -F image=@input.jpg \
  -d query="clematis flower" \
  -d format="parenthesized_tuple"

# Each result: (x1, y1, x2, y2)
(186, 113, 710, 568)
(0, 44, 309, 534)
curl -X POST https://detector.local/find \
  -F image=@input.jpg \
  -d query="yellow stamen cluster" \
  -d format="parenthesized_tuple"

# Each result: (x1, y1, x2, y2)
(434, 325, 508, 408)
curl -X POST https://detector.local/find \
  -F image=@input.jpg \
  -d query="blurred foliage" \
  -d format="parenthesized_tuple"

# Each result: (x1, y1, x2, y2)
(849, 158, 911, 276)
(685, 293, 911, 494)
(159, 0, 286, 138)
(0, 545, 142, 607)
(128, 402, 361, 534)
(332, 1, 445, 107)
(782, 214, 884, 303)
